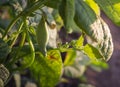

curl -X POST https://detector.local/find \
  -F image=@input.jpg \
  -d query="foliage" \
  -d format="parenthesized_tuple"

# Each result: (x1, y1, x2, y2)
(0, 0, 118, 86)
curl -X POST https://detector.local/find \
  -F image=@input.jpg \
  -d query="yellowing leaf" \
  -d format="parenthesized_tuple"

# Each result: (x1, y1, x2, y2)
(74, 0, 113, 61)
(75, 35, 84, 48)
(30, 50, 62, 87)
(95, 0, 120, 26)
(64, 50, 76, 66)
(83, 44, 103, 60)
(84, 0, 100, 15)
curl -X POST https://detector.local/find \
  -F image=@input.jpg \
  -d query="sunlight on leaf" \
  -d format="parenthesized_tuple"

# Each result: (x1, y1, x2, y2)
(13, 45, 35, 69)
(75, 35, 84, 49)
(30, 50, 62, 87)
(84, 0, 100, 15)
(90, 60, 109, 72)
(95, 0, 120, 26)
(64, 52, 87, 78)
(83, 44, 103, 60)
(64, 50, 76, 66)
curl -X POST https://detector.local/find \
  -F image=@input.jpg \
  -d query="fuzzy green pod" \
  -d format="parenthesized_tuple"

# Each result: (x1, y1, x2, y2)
(20, 30, 35, 69)
(36, 16, 49, 56)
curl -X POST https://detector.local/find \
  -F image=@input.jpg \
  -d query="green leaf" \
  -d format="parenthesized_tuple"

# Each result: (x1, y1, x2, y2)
(0, 38, 10, 63)
(86, 18, 113, 61)
(90, 60, 109, 72)
(94, 0, 120, 26)
(74, 0, 98, 40)
(99, 19, 113, 60)
(75, 35, 84, 49)
(30, 50, 62, 87)
(74, 0, 113, 61)
(28, 26, 36, 35)
(15, 45, 35, 69)
(64, 52, 87, 78)
(84, 0, 100, 15)
(83, 44, 103, 60)
(45, 0, 62, 9)
(59, 0, 76, 33)
(64, 50, 76, 66)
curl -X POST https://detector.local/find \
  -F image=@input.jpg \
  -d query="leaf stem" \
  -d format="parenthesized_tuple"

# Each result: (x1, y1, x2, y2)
(9, 22, 24, 48)
(2, 0, 48, 40)
(6, 31, 26, 68)
(11, 19, 35, 72)
(2, 14, 21, 40)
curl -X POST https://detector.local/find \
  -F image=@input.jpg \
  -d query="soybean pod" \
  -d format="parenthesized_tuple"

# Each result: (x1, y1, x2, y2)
(36, 16, 49, 56)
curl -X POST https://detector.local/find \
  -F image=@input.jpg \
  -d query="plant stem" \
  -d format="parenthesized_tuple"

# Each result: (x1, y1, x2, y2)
(11, 19, 35, 72)
(2, 14, 21, 40)
(9, 22, 24, 48)
(22, 0, 46, 16)
(6, 31, 26, 68)
(3, 22, 24, 64)
(2, 0, 48, 40)
(24, 20, 35, 53)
